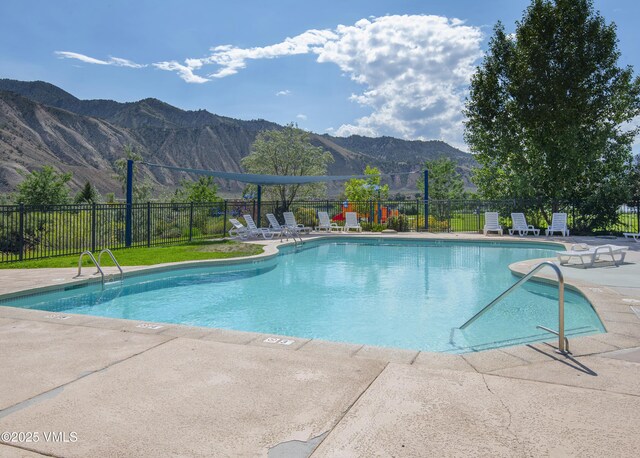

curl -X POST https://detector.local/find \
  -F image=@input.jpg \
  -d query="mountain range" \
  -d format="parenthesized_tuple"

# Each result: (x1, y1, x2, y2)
(0, 79, 476, 197)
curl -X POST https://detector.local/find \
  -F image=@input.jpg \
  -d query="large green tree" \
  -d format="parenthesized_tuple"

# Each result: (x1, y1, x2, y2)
(344, 166, 389, 201)
(465, 0, 640, 226)
(416, 158, 465, 200)
(172, 176, 221, 203)
(15, 166, 72, 205)
(241, 124, 333, 210)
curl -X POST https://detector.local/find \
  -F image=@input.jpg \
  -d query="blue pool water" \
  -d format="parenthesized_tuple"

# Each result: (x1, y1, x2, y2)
(2, 239, 604, 353)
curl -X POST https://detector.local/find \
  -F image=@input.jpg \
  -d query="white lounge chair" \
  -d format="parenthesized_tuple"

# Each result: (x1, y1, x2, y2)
(483, 212, 503, 235)
(623, 232, 639, 242)
(316, 211, 341, 232)
(546, 213, 570, 236)
(509, 213, 540, 236)
(344, 212, 362, 232)
(266, 213, 284, 232)
(283, 211, 312, 234)
(243, 214, 275, 239)
(228, 218, 250, 240)
(557, 244, 628, 268)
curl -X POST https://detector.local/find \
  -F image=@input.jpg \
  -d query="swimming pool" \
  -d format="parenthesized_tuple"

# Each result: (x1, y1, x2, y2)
(1, 238, 604, 353)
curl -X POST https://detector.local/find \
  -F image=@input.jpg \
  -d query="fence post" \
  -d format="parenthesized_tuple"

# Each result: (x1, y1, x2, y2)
(91, 203, 96, 252)
(476, 204, 481, 233)
(223, 200, 228, 237)
(125, 159, 133, 247)
(146, 202, 151, 247)
(18, 204, 24, 261)
(189, 202, 194, 241)
(369, 200, 374, 224)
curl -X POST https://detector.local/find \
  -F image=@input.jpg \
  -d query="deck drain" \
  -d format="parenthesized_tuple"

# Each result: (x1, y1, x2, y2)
(44, 314, 70, 320)
(622, 298, 640, 304)
(136, 323, 164, 330)
(263, 337, 295, 345)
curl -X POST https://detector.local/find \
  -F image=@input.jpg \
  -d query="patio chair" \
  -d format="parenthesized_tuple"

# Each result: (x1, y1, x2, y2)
(228, 218, 250, 240)
(623, 232, 640, 242)
(556, 244, 628, 268)
(483, 212, 503, 236)
(316, 211, 341, 232)
(344, 212, 362, 232)
(509, 213, 540, 236)
(283, 212, 312, 234)
(266, 213, 284, 232)
(243, 214, 275, 239)
(545, 213, 570, 237)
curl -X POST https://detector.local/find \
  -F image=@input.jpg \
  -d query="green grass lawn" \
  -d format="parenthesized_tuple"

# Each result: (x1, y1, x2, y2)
(0, 240, 264, 269)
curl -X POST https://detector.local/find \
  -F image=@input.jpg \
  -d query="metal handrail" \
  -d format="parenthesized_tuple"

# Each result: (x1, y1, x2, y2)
(459, 261, 569, 354)
(76, 251, 104, 281)
(279, 226, 303, 245)
(98, 249, 124, 282)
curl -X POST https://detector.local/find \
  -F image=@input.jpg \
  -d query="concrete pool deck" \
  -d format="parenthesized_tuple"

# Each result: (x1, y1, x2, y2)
(1, 233, 639, 457)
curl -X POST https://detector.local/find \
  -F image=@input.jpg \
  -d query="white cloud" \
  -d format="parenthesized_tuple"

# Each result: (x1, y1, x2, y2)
(152, 61, 209, 84)
(202, 29, 337, 78)
(55, 15, 484, 148)
(190, 15, 482, 147)
(276, 90, 291, 96)
(55, 51, 146, 68)
(318, 15, 483, 149)
(296, 113, 307, 120)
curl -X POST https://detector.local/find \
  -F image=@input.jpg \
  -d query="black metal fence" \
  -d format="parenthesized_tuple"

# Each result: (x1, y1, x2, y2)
(1, 199, 638, 263)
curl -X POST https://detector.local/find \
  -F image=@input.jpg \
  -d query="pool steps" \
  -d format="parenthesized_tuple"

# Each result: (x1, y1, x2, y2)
(76, 249, 123, 285)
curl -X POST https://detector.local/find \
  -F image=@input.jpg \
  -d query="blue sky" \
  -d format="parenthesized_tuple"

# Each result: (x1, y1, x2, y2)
(1, 0, 638, 152)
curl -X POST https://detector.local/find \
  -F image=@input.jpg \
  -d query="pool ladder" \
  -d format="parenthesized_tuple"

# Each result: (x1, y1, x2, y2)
(459, 261, 570, 355)
(76, 249, 123, 284)
(279, 226, 303, 247)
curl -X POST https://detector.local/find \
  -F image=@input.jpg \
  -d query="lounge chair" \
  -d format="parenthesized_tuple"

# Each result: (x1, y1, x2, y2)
(509, 213, 540, 236)
(316, 211, 341, 232)
(483, 212, 503, 235)
(557, 244, 628, 268)
(228, 218, 250, 240)
(546, 213, 570, 237)
(623, 232, 640, 242)
(344, 212, 362, 232)
(283, 212, 312, 234)
(266, 213, 284, 233)
(243, 214, 275, 239)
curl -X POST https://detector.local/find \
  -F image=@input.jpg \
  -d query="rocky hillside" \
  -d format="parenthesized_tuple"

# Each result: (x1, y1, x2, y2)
(0, 79, 476, 196)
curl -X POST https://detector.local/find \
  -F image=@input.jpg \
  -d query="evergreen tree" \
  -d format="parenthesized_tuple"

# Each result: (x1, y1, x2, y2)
(74, 181, 101, 204)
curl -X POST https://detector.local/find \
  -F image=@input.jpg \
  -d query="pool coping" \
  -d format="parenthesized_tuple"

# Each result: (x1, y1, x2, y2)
(0, 232, 639, 372)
